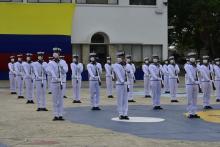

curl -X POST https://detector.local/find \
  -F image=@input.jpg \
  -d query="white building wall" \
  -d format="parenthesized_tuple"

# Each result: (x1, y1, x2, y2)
(72, 0, 168, 59)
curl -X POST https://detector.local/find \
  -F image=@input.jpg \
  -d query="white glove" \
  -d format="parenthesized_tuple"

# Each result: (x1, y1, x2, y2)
(194, 81, 200, 85)
(157, 78, 162, 81)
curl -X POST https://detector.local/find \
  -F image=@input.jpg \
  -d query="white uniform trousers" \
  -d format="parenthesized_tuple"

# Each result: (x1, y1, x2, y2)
(215, 80, 220, 100)
(9, 74, 16, 93)
(61, 82, 67, 97)
(169, 78, 178, 100)
(144, 76, 150, 96)
(36, 80, 47, 108)
(164, 75, 170, 92)
(186, 84, 198, 115)
(24, 78, 34, 100)
(89, 80, 100, 107)
(106, 76, 113, 96)
(47, 75, 52, 93)
(72, 78, 81, 101)
(116, 84, 128, 116)
(150, 80, 161, 106)
(201, 81, 211, 107)
(51, 82, 63, 117)
(128, 78, 134, 100)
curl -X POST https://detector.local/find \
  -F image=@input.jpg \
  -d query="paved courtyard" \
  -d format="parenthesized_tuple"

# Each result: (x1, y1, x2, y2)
(0, 80, 220, 147)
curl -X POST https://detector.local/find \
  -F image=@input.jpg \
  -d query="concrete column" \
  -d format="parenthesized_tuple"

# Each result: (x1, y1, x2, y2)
(82, 44, 90, 65)
(109, 44, 117, 63)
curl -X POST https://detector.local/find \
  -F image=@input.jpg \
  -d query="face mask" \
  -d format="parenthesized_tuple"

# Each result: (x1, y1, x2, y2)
(26, 57, 31, 61)
(107, 60, 111, 63)
(216, 62, 220, 65)
(90, 57, 95, 62)
(170, 60, 175, 64)
(18, 58, 22, 61)
(165, 61, 168, 64)
(53, 53, 59, 58)
(126, 59, 131, 63)
(117, 58, 122, 63)
(38, 56, 43, 60)
(190, 58, 195, 63)
(73, 58, 77, 62)
(11, 59, 15, 62)
(153, 58, 158, 63)
(203, 60, 208, 64)
(145, 61, 149, 64)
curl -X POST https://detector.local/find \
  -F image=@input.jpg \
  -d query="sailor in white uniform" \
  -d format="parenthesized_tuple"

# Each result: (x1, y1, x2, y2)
(142, 57, 151, 98)
(60, 56, 68, 98)
(71, 54, 83, 103)
(149, 55, 163, 110)
(47, 56, 53, 94)
(14, 54, 25, 99)
(33, 52, 48, 111)
(125, 55, 136, 103)
(48, 47, 68, 121)
(214, 58, 220, 102)
(199, 56, 214, 109)
(104, 57, 114, 98)
(163, 60, 170, 93)
(113, 51, 129, 120)
(167, 56, 180, 103)
(8, 56, 17, 94)
(184, 52, 200, 119)
(87, 53, 102, 110)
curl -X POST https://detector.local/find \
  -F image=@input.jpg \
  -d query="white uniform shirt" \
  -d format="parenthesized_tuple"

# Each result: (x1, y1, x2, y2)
(70, 62, 83, 79)
(87, 62, 102, 81)
(199, 64, 212, 82)
(185, 64, 199, 85)
(162, 64, 169, 76)
(149, 64, 163, 81)
(33, 61, 48, 80)
(47, 59, 68, 83)
(168, 64, 180, 79)
(14, 61, 24, 76)
(22, 61, 35, 79)
(104, 63, 114, 77)
(214, 65, 220, 80)
(113, 63, 126, 84)
(142, 64, 150, 77)
(8, 62, 16, 75)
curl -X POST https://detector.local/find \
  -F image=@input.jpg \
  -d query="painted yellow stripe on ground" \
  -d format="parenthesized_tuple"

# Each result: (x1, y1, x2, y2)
(197, 110, 220, 123)
(0, 3, 75, 35)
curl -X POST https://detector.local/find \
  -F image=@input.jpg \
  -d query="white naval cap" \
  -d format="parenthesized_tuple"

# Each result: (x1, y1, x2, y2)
(106, 56, 111, 60)
(152, 54, 159, 58)
(17, 54, 23, 57)
(144, 57, 149, 61)
(169, 56, 175, 60)
(10, 56, 15, 59)
(187, 52, 197, 57)
(72, 54, 79, 58)
(26, 53, 32, 57)
(116, 51, 125, 57)
(125, 55, 131, 58)
(37, 52, 44, 56)
(89, 52, 96, 56)
(215, 58, 220, 62)
(202, 55, 209, 59)
(53, 47, 62, 53)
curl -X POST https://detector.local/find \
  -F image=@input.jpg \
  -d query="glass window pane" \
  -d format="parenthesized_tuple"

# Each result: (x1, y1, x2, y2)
(152, 45, 162, 59)
(143, 45, 153, 59)
(123, 45, 132, 55)
(132, 45, 142, 62)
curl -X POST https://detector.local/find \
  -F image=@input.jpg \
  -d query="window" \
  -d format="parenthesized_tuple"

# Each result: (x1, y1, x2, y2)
(76, 0, 118, 5)
(130, 0, 156, 5)
(0, 0, 23, 2)
(28, 0, 72, 3)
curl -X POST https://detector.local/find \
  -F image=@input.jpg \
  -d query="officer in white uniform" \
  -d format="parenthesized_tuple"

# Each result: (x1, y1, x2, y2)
(199, 56, 213, 109)
(184, 52, 200, 119)
(149, 55, 163, 110)
(163, 60, 170, 93)
(8, 56, 17, 94)
(104, 57, 114, 98)
(168, 56, 180, 103)
(142, 57, 151, 98)
(87, 53, 102, 110)
(33, 52, 48, 111)
(14, 54, 25, 99)
(47, 56, 53, 94)
(125, 55, 136, 103)
(22, 53, 35, 104)
(71, 54, 83, 103)
(196, 59, 203, 93)
(214, 58, 220, 102)
(113, 51, 129, 120)
(48, 48, 68, 121)
(60, 56, 68, 98)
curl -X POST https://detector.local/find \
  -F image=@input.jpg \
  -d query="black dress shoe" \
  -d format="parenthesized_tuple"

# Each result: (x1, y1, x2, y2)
(30, 100, 34, 104)
(73, 100, 77, 103)
(58, 116, 65, 121)
(216, 99, 220, 102)
(96, 107, 101, 110)
(145, 95, 151, 98)
(165, 91, 170, 94)
(26, 100, 30, 104)
(63, 96, 68, 98)
(11, 92, 17, 94)
(193, 114, 200, 118)
(124, 116, 129, 120)
(91, 107, 96, 110)
(128, 100, 136, 103)
(108, 95, 114, 98)
(188, 114, 194, 119)
(52, 117, 59, 121)
(119, 115, 124, 120)
(48, 92, 52, 94)
(77, 100, 82, 103)
(171, 100, 179, 103)
(20, 96, 24, 98)
(36, 108, 41, 111)
(158, 106, 163, 110)
(204, 106, 212, 110)
(153, 106, 159, 110)
(42, 108, 48, 111)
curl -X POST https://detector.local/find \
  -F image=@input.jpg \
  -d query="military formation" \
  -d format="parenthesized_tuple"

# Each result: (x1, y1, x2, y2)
(8, 48, 220, 121)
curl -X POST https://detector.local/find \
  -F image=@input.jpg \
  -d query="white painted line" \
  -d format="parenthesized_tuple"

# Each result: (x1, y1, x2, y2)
(111, 117, 165, 123)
